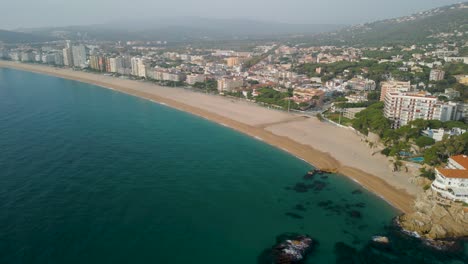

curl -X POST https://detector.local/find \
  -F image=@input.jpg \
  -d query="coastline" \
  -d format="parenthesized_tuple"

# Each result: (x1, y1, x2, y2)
(0, 61, 418, 213)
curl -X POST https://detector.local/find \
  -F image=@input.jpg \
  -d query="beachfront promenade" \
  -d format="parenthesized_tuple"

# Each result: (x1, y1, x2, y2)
(0, 60, 421, 213)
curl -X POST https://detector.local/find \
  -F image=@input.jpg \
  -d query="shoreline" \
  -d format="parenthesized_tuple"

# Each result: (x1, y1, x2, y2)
(0, 61, 417, 213)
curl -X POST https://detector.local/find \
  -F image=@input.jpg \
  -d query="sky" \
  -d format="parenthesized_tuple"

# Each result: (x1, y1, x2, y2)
(1, 0, 463, 30)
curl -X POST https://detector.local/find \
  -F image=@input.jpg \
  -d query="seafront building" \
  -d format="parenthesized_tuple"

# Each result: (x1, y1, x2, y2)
(186, 74, 206, 85)
(71, 45, 87, 68)
(432, 155, 468, 203)
(379, 80, 411, 101)
(383, 91, 459, 128)
(63, 47, 73, 66)
(217, 77, 244, 92)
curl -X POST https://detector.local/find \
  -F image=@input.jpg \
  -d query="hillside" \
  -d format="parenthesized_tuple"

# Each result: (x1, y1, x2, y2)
(298, 2, 468, 46)
(0, 29, 55, 43)
(19, 18, 343, 42)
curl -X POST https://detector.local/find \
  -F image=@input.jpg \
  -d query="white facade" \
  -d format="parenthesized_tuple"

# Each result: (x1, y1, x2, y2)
(71, 45, 86, 68)
(422, 128, 467, 142)
(379, 81, 411, 101)
(384, 92, 438, 127)
(109, 57, 123, 73)
(217, 77, 244, 92)
(431, 155, 468, 203)
(63, 48, 73, 66)
(429, 69, 445, 81)
(186, 74, 205, 85)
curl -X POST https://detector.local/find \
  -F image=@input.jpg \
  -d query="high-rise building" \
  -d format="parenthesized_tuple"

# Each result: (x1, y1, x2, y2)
(379, 81, 411, 101)
(383, 91, 458, 128)
(20, 51, 33, 62)
(109, 57, 120, 73)
(429, 69, 445, 82)
(54, 52, 64, 65)
(130, 57, 147, 78)
(226, 57, 240, 67)
(186, 74, 206, 85)
(71, 45, 87, 68)
(63, 48, 73, 66)
(41, 53, 56, 64)
(217, 77, 244, 92)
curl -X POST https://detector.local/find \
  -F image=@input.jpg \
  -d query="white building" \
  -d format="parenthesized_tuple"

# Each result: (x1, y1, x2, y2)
(431, 155, 468, 203)
(422, 128, 467, 142)
(41, 53, 56, 64)
(383, 91, 457, 128)
(429, 69, 445, 81)
(54, 52, 64, 65)
(217, 77, 244, 92)
(63, 48, 73, 66)
(343, 107, 366, 119)
(444, 57, 468, 64)
(379, 80, 411, 101)
(109, 57, 124, 73)
(71, 45, 87, 68)
(130, 57, 146, 78)
(186, 74, 206, 85)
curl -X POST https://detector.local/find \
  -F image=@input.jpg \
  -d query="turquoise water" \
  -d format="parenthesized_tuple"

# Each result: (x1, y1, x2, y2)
(0, 68, 466, 263)
(408, 157, 425, 163)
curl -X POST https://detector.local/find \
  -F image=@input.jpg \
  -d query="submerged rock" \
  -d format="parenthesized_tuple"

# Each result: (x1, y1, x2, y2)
(348, 210, 362, 219)
(285, 212, 304, 219)
(294, 204, 307, 212)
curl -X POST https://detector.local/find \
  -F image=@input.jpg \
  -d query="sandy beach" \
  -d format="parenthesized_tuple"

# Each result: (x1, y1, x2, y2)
(0, 61, 420, 213)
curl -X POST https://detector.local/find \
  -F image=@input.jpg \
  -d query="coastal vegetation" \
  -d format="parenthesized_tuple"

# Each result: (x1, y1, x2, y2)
(351, 102, 468, 165)
(296, 60, 430, 85)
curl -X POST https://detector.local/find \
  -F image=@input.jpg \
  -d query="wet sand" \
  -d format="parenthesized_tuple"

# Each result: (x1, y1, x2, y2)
(0, 61, 419, 213)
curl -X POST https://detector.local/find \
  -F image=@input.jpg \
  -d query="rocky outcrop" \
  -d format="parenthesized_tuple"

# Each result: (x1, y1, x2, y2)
(398, 189, 468, 240)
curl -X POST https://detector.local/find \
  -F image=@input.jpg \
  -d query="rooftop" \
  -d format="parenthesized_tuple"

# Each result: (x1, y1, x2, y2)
(437, 168, 468, 179)
(451, 155, 468, 170)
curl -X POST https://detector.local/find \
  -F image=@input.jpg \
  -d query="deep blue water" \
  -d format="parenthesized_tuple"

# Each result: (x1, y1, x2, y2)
(0, 68, 466, 263)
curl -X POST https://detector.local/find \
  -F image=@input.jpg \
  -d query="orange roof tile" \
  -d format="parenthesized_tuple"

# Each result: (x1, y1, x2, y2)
(451, 155, 468, 169)
(437, 168, 468, 179)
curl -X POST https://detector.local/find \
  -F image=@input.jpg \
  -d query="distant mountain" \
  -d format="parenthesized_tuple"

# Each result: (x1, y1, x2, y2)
(18, 17, 344, 42)
(299, 2, 468, 46)
(0, 29, 56, 43)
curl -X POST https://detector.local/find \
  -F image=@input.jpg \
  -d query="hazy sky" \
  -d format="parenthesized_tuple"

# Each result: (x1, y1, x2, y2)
(2, 0, 462, 30)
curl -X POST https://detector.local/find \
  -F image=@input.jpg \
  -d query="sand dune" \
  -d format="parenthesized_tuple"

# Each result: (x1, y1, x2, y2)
(0, 61, 420, 213)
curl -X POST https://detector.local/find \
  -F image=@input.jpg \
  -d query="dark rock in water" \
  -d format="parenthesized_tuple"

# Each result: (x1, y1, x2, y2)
(273, 235, 315, 263)
(320, 175, 328, 179)
(311, 180, 327, 191)
(285, 212, 304, 219)
(351, 189, 363, 195)
(317, 200, 333, 207)
(294, 204, 307, 212)
(257, 233, 316, 264)
(348, 210, 362, 219)
(292, 182, 310, 193)
(303, 173, 315, 180)
(354, 202, 366, 208)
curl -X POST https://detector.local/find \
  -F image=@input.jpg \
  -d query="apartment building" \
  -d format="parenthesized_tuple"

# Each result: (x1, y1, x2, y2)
(379, 80, 411, 101)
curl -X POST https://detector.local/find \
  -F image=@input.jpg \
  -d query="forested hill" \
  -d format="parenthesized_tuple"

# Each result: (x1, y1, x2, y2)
(300, 2, 468, 47)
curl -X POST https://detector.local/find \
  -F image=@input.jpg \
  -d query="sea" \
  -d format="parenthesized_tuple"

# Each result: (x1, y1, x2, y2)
(0, 67, 466, 263)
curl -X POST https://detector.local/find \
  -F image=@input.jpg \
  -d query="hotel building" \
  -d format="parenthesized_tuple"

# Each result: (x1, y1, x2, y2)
(379, 80, 411, 101)
(383, 91, 457, 128)
(431, 155, 468, 203)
